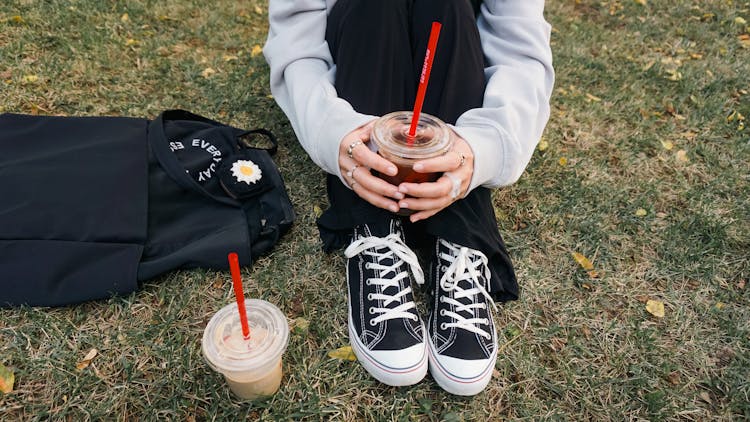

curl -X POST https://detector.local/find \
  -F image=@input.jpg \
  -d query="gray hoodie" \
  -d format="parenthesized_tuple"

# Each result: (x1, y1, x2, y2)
(264, 0, 554, 193)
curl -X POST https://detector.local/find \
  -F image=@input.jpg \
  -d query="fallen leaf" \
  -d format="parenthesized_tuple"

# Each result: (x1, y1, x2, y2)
(585, 93, 602, 102)
(313, 204, 323, 218)
(201, 67, 216, 78)
(120, 13, 129, 23)
(328, 345, 357, 361)
(537, 138, 549, 152)
(699, 391, 712, 404)
(76, 348, 98, 370)
(736, 17, 747, 26)
(666, 371, 680, 385)
(11, 15, 25, 24)
(634, 0, 647, 5)
(571, 252, 594, 271)
(254, 6, 264, 15)
(645, 300, 665, 318)
(125, 38, 139, 47)
(492, 368, 501, 378)
(558, 157, 568, 166)
(22, 74, 39, 83)
(738, 279, 746, 289)
(635, 208, 648, 217)
(660, 140, 674, 150)
(676, 149, 689, 163)
(223, 54, 238, 62)
(715, 302, 725, 310)
(250, 44, 263, 57)
(0, 363, 14, 394)
(291, 317, 309, 335)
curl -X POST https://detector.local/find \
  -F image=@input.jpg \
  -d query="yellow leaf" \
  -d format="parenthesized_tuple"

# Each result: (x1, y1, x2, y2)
(250, 44, 263, 57)
(76, 348, 98, 371)
(735, 17, 747, 26)
(201, 67, 216, 78)
(634, 0, 647, 4)
(328, 345, 357, 361)
(558, 157, 568, 166)
(291, 317, 310, 335)
(223, 54, 238, 62)
(254, 6, 264, 15)
(120, 13, 129, 23)
(571, 252, 594, 271)
(715, 302, 725, 310)
(313, 204, 323, 218)
(11, 15, 25, 24)
(585, 93, 602, 102)
(646, 300, 665, 318)
(635, 208, 648, 217)
(660, 140, 674, 150)
(22, 74, 39, 83)
(538, 139, 549, 152)
(676, 149, 689, 163)
(0, 362, 14, 394)
(125, 38, 139, 47)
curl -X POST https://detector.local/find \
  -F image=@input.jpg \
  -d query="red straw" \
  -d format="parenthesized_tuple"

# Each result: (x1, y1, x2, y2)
(228, 252, 251, 339)
(408, 21, 442, 140)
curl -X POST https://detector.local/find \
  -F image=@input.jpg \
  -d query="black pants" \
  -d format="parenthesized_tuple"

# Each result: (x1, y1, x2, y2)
(318, 0, 518, 302)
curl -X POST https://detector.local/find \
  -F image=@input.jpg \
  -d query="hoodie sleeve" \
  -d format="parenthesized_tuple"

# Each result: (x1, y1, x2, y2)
(263, 0, 375, 183)
(452, 0, 555, 192)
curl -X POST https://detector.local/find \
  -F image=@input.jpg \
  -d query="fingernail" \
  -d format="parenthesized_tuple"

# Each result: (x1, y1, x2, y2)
(399, 201, 408, 209)
(413, 163, 424, 172)
(388, 166, 397, 176)
(394, 192, 404, 200)
(389, 204, 399, 213)
(398, 186, 409, 194)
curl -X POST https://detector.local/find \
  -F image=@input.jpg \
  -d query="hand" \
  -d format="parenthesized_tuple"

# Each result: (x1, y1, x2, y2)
(396, 131, 474, 223)
(338, 121, 405, 213)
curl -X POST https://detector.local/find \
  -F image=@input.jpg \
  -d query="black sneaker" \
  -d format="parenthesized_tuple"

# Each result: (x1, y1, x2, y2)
(427, 238, 498, 395)
(344, 219, 428, 386)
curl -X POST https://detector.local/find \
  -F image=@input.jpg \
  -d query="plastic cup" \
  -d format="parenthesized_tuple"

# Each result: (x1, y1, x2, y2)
(371, 111, 453, 214)
(202, 299, 289, 400)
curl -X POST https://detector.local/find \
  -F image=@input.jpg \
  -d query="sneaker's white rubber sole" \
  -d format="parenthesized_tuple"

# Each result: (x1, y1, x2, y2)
(427, 338, 497, 396)
(348, 315, 428, 387)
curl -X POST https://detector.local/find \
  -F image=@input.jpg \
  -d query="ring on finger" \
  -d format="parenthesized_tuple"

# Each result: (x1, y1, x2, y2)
(445, 172, 462, 200)
(347, 164, 360, 180)
(455, 151, 466, 167)
(347, 140, 363, 159)
(350, 180, 359, 189)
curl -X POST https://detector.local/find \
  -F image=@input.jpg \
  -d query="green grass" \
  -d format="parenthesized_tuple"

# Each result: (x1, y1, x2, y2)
(1, 0, 749, 420)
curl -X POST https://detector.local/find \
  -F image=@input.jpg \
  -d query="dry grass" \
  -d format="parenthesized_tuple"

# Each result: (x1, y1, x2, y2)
(1, 0, 749, 420)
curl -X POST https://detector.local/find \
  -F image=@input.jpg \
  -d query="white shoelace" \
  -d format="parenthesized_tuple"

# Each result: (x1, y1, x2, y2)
(438, 239, 498, 340)
(345, 233, 425, 325)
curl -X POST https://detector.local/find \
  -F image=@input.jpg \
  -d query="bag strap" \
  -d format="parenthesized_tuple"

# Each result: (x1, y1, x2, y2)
(235, 128, 278, 155)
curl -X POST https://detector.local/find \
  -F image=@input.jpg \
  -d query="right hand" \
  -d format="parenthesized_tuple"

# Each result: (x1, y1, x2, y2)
(338, 121, 404, 213)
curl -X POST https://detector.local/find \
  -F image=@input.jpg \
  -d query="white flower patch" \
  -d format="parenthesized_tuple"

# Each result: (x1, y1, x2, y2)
(231, 159, 262, 184)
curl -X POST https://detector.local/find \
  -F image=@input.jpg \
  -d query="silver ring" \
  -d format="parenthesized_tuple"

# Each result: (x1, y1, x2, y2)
(350, 181, 358, 189)
(445, 172, 462, 200)
(347, 164, 360, 180)
(347, 140, 363, 159)
(455, 151, 466, 167)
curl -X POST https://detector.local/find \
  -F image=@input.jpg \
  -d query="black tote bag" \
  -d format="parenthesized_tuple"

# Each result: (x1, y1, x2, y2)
(0, 110, 294, 307)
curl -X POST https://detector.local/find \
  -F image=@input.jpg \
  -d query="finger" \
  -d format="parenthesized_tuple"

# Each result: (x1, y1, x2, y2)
(352, 182, 401, 213)
(398, 177, 453, 198)
(398, 195, 452, 213)
(413, 150, 469, 173)
(354, 166, 404, 200)
(352, 146, 398, 178)
(408, 208, 441, 223)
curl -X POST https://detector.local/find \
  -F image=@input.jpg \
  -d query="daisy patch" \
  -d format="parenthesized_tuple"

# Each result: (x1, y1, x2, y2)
(231, 159, 262, 184)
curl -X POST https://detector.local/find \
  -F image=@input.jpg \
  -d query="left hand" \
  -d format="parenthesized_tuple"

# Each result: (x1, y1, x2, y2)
(396, 131, 474, 222)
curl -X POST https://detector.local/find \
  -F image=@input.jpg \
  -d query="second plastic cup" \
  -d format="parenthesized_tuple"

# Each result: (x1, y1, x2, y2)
(202, 299, 289, 400)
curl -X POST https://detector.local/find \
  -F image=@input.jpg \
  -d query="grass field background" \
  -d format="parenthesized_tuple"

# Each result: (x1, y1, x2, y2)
(1, 0, 748, 420)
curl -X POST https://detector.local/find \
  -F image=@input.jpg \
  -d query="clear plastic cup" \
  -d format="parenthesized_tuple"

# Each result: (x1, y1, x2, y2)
(202, 299, 289, 400)
(371, 111, 453, 214)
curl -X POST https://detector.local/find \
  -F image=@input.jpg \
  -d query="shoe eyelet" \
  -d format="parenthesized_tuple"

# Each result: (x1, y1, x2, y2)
(439, 296, 445, 303)
(367, 293, 373, 300)
(441, 265, 447, 272)
(365, 263, 372, 270)
(439, 309, 446, 316)
(365, 279, 371, 286)
(484, 318, 490, 325)
(440, 323, 447, 330)
(368, 307, 375, 315)
(369, 319, 377, 326)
